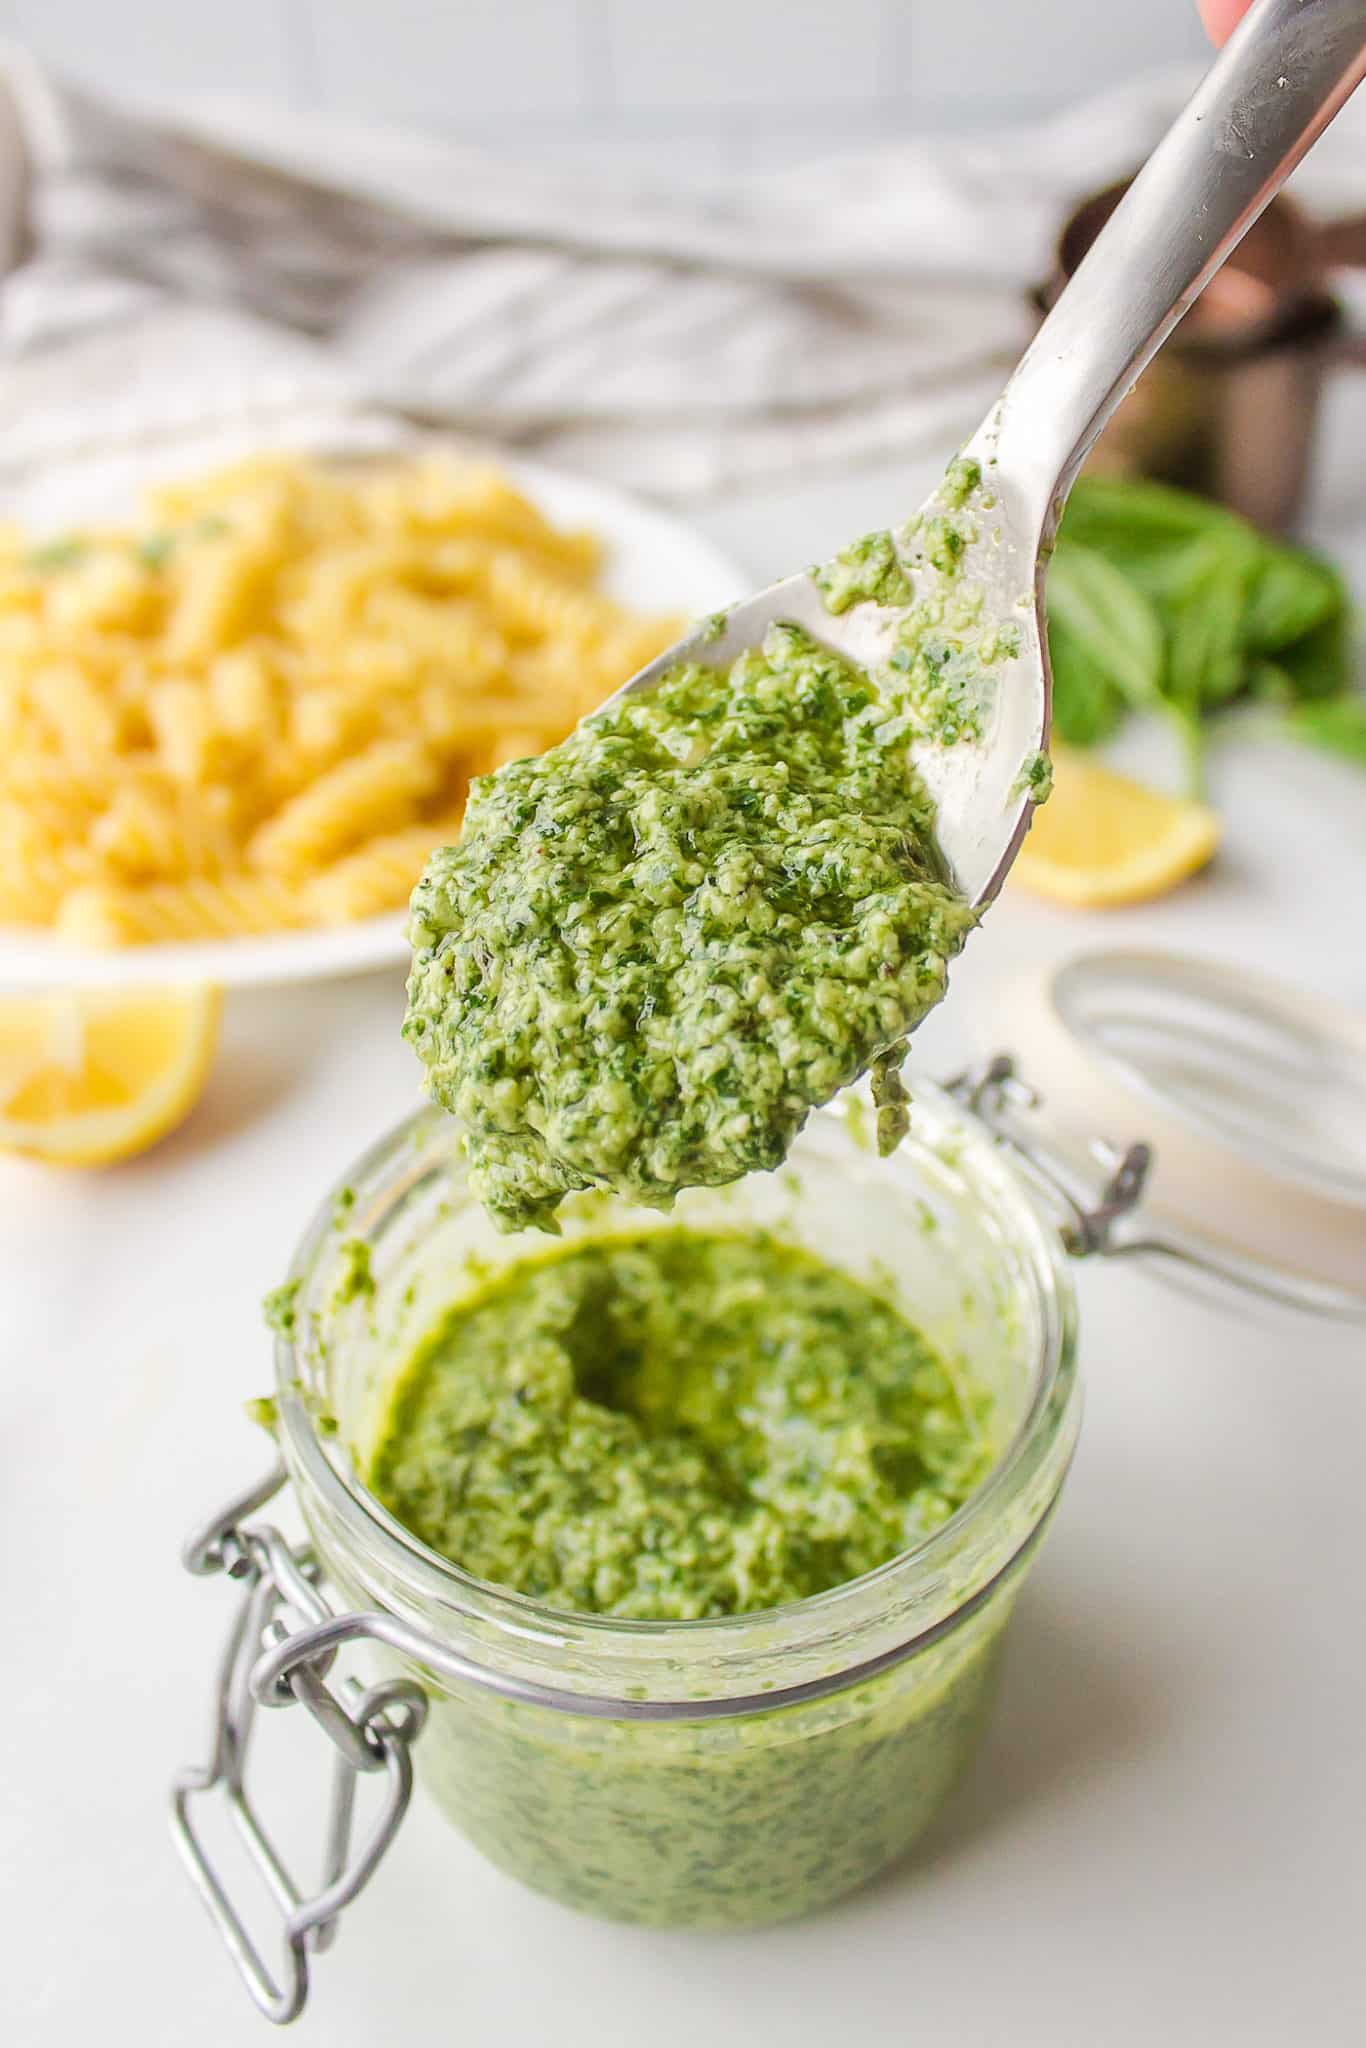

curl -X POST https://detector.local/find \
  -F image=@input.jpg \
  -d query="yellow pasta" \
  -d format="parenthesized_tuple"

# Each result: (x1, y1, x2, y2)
(0, 453, 681, 947)
(306, 814, 467, 926)
(0, 824, 97, 925)
(54, 876, 310, 947)
(26, 659, 124, 757)
(248, 739, 440, 880)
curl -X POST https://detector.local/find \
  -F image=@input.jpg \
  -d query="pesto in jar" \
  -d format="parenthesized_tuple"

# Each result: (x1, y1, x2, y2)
(368, 1228, 995, 1621)
(405, 623, 975, 1233)
(361, 1223, 1018, 1926)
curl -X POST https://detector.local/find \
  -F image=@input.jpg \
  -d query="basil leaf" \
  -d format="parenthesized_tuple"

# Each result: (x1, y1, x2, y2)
(1163, 536, 1256, 714)
(1270, 607, 1353, 703)
(25, 536, 87, 574)
(1285, 696, 1366, 766)
(1243, 547, 1345, 653)
(1048, 613, 1127, 747)
(1059, 475, 1235, 565)
(1047, 476, 1355, 777)
(1046, 541, 1164, 712)
(136, 531, 175, 570)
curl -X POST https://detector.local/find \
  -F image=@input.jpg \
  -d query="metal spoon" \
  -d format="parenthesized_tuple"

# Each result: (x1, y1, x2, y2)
(603, 0, 1366, 908)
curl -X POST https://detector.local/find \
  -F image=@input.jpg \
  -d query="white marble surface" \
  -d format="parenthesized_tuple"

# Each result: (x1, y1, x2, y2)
(4, 432, 1366, 2047)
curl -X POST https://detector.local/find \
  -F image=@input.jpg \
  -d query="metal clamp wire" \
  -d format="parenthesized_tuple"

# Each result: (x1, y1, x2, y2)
(247, 1503, 1056, 1725)
(170, 1493, 423, 2026)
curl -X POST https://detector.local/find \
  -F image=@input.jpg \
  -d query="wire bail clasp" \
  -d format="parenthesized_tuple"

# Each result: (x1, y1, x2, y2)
(946, 1053, 1366, 1320)
(945, 1054, 1152, 1254)
(170, 1462, 427, 2026)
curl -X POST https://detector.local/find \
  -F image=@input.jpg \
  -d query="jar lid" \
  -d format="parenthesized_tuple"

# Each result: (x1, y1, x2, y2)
(1000, 948, 1366, 1304)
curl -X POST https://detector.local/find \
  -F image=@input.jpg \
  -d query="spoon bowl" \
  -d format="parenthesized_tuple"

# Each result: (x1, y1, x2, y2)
(606, 457, 1047, 909)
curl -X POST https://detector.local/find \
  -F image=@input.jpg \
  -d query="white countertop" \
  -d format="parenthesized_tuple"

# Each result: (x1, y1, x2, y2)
(5, 441, 1365, 2048)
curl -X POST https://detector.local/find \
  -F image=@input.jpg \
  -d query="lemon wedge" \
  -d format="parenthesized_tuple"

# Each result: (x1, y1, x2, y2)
(0, 986, 221, 1165)
(1013, 747, 1220, 908)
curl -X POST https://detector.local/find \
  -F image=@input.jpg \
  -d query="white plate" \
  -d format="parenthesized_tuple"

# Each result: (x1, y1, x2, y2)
(0, 425, 746, 990)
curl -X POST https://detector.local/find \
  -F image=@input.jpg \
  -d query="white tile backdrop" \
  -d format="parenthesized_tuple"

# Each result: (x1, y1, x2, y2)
(0, 0, 1209, 171)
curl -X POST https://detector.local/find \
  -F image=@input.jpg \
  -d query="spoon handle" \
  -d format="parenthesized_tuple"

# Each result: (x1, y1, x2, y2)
(995, 0, 1366, 517)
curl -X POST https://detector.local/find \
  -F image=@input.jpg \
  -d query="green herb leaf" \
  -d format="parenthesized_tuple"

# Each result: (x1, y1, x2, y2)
(1272, 607, 1353, 704)
(1162, 535, 1255, 716)
(1046, 539, 1164, 732)
(136, 531, 175, 570)
(1045, 476, 1355, 781)
(1284, 696, 1366, 766)
(1047, 613, 1126, 747)
(1055, 476, 1235, 583)
(25, 536, 88, 574)
(1242, 547, 1345, 653)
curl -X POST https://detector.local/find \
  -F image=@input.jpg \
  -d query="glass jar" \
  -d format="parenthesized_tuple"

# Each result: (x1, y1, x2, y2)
(174, 964, 1363, 2021)
(268, 1078, 1081, 1932)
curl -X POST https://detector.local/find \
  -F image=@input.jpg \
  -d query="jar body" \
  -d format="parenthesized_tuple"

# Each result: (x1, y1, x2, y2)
(400, 1584, 1012, 1926)
(282, 1085, 1080, 1929)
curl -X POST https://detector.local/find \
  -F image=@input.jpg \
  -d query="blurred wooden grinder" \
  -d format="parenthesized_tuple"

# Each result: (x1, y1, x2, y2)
(1037, 181, 1366, 533)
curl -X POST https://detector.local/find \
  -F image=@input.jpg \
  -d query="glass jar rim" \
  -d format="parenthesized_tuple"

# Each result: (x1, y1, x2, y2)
(274, 1081, 1081, 1697)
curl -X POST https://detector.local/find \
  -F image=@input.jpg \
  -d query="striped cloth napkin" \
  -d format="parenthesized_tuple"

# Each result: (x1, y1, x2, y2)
(1, 43, 1364, 509)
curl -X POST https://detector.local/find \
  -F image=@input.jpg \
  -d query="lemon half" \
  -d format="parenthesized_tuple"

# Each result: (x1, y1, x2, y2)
(1013, 747, 1220, 908)
(0, 985, 221, 1165)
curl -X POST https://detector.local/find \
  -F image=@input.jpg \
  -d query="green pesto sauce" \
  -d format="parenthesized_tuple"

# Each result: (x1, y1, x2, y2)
(816, 464, 1021, 751)
(331, 1237, 374, 1307)
(813, 528, 912, 613)
(262, 1280, 300, 1339)
(406, 621, 974, 1234)
(415, 1571, 1012, 1927)
(368, 1229, 994, 1623)
(366, 1226, 1018, 1926)
(1015, 749, 1054, 802)
(887, 567, 1018, 748)
(941, 456, 982, 509)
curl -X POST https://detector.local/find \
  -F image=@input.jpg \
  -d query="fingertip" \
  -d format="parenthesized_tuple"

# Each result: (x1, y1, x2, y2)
(1198, 0, 1254, 44)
